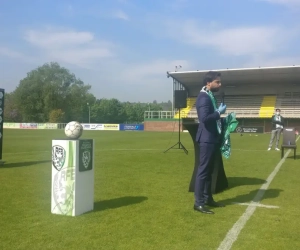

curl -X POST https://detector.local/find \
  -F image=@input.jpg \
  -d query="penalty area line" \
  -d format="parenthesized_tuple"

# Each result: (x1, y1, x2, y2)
(232, 202, 279, 209)
(3, 148, 180, 155)
(217, 136, 299, 250)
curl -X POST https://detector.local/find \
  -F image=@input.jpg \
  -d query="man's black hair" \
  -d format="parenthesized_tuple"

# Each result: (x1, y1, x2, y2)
(203, 71, 221, 86)
(276, 108, 281, 112)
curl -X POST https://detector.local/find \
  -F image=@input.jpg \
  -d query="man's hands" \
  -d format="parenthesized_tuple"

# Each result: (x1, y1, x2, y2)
(218, 103, 227, 114)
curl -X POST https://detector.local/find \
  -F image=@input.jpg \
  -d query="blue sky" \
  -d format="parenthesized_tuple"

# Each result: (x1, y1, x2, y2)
(1, 0, 300, 102)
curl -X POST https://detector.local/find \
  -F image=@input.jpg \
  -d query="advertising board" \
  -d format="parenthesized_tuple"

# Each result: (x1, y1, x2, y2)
(20, 123, 38, 129)
(103, 124, 119, 130)
(38, 123, 58, 129)
(120, 124, 144, 131)
(82, 124, 104, 130)
(233, 126, 264, 133)
(3, 123, 20, 129)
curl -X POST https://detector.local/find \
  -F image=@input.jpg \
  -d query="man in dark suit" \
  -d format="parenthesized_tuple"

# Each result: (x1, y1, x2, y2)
(194, 71, 227, 214)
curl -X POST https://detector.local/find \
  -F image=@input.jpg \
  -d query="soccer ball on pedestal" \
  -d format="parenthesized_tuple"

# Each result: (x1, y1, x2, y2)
(64, 121, 83, 139)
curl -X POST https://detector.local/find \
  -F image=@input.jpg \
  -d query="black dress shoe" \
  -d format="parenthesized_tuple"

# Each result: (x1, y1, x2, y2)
(193, 205, 214, 214)
(205, 200, 225, 207)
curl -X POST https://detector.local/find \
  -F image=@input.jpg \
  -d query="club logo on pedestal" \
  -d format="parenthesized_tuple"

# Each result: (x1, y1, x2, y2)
(79, 140, 93, 172)
(52, 168, 75, 215)
(82, 151, 91, 169)
(52, 145, 66, 171)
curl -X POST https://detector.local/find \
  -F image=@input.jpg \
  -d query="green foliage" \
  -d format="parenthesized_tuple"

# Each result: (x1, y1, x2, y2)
(12, 62, 93, 122)
(3, 92, 22, 122)
(48, 109, 65, 123)
(91, 98, 126, 123)
(5, 62, 171, 123)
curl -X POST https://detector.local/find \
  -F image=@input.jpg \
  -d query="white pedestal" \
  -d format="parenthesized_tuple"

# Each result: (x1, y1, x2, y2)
(51, 139, 94, 216)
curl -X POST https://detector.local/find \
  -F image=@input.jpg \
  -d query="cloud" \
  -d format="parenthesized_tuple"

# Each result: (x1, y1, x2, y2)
(163, 20, 296, 57)
(0, 47, 25, 59)
(112, 10, 129, 21)
(59, 3, 130, 21)
(169, 0, 190, 10)
(120, 59, 191, 81)
(258, 0, 300, 6)
(25, 29, 94, 48)
(80, 58, 192, 101)
(243, 55, 300, 68)
(0, 46, 35, 63)
(23, 27, 115, 67)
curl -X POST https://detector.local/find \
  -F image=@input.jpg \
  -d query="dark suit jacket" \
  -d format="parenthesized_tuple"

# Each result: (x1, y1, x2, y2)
(195, 91, 222, 144)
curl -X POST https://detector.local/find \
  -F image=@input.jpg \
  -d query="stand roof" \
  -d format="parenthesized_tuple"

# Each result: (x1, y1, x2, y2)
(167, 65, 300, 89)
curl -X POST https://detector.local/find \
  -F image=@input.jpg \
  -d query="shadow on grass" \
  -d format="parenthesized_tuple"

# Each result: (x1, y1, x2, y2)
(227, 177, 266, 189)
(0, 160, 51, 168)
(219, 188, 283, 205)
(93, 196, 148, 212)
(287, 155, 300, 159)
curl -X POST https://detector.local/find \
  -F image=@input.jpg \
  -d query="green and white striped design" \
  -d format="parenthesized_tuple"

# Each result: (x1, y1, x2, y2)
(51, 140, 76, 216)
(51, 139, 94, 216)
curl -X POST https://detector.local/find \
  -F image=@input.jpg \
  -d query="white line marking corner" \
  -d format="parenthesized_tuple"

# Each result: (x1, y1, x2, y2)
(232, 202, 279, 209)
(217, 136, 299, 250)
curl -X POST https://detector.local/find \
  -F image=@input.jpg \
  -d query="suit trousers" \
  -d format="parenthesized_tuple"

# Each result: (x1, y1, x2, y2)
(194, 142, 219, 206)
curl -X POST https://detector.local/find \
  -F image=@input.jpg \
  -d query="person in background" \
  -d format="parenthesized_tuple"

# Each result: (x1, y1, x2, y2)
(268, 108, 284, 151)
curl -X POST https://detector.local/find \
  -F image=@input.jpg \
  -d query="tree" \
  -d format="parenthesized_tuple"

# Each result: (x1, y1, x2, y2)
(123, 102, 139, 123)
(8, 62, 169, 123)
(91, 98, 126, 123)
(13, 62, 96, 122)
(122, 102, 153, 123)
(49, 109, 65, 123)
(3, 92, 22, 122)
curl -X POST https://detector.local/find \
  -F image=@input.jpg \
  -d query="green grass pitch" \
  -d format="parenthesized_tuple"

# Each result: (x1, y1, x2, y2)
(1, 129, 300, 250)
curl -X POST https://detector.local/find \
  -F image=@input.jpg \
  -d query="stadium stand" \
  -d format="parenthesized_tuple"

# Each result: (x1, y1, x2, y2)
(275, 92, 300, 118)
(174, 97, 196, 118)
(144, 66, 300, 132)
(186, 93, 300, 119)
(259, 96, 277, 118)
(187, 95, 265, 118)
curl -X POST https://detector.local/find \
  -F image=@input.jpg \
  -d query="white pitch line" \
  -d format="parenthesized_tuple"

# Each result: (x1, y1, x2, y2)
(232, 202, 279, 209)
(1, 146, 292, 155)
(217, 136, 299, 250)
(99, 149, 165, 151)
(3, 150, 51, 155)
(2, 148, 281, 156)
(231, 148, 276, 152)
(3, 149, 168, 155)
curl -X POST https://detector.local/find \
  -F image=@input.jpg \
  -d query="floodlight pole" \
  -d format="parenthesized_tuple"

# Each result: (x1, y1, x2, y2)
(87, 103, 90, 123)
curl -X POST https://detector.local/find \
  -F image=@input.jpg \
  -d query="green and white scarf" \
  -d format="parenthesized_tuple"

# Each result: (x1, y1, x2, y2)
(200, 86, 222, 134)
(220, 112, 239, 159)
(200, 86, 239, 159)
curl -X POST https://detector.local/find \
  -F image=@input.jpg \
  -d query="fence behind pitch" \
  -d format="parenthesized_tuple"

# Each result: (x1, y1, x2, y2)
(3, 123, 144, 131)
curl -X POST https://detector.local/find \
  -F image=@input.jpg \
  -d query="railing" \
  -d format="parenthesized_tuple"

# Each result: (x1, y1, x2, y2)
(144, 111, 176, 119)
(144, 109, 300, 119)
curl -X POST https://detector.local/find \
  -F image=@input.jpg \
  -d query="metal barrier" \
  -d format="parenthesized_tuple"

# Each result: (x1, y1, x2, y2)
(144, 110, 300, 119)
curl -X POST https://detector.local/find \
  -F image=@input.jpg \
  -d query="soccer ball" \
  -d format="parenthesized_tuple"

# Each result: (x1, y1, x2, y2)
(64, 121, 83, 139)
